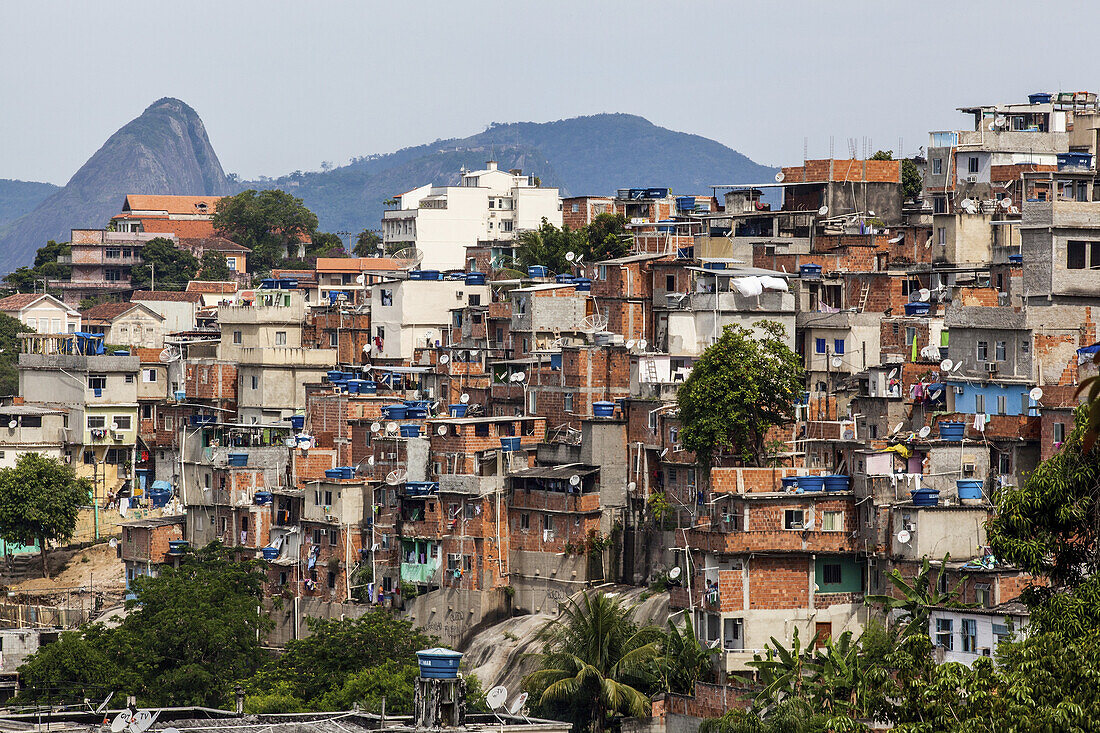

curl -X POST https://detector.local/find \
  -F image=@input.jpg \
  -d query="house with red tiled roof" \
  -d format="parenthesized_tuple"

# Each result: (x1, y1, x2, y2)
(184, 280, 241, 307)
(81, 301, 166, 349)
(177, 236, 250, 285)
(0, 293, 80, 333)
(131, 290, 204, 332)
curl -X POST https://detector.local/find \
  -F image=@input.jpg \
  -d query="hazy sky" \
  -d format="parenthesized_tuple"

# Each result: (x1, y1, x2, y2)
(3, 1, 1100, 185)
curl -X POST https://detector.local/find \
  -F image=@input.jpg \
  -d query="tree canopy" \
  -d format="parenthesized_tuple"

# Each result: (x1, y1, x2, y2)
(3, 240, 71, 294)
(354, 229, 383, 257)
(870, 150, 923, 201)
(213, 189, 330, 276)
(0, 313, 32, 395)
(676, 321, 803, 466)
(131, 237, 199, 290)
(513, 215, 631, 274)
(0, 453, 89, 577)
(17, 543, 269, 707)
(197, 250, 231, 281)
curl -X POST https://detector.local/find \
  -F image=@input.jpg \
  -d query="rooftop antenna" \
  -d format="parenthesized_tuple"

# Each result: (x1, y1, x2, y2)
(110, 711, 133, 733)
(508, 692, 530, 718)
(486, 686, 508, 711)
(918, 426, 931, 439)
(128, 710, 159, 733)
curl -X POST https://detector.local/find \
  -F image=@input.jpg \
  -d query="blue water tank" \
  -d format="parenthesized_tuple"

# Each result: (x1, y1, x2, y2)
(823, 475, 850, 492)
(796, 475, 824, 492)
(1008, 254, 1023, 265)
(261, 546, 279, 560)
(382, 404, 408, 420)
(465, 272, 486, 285)
(800, 264, 822, 278)
(449, 404, 468, 417)
(910, 488, 940, 507)
(290, 415, 305, 430)
(780, 476, 799, 491)
(500, 436, 522, 452)
(227, 453, 248, 467)
(573, 278, 592, 292)
(939, 421, 965, 442)
(399, 424, 421, 438)
(904, 302, 930, 316)
(555, 273, 575, 284)
(957, 480, 983, 500)
(1028, 92, 1052, 104)
(416, 648, 463, 679)
(527, 265, 548, 278)
(592, 401, 616, 418)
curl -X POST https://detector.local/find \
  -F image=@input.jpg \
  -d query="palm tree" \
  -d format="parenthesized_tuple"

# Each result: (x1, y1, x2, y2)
(657, 614, 717, 694)
(524, 592, 661, 732)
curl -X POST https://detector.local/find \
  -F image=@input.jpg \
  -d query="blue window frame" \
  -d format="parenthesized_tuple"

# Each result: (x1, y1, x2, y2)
(815, 338, 826, 354)
(834, 339, 845, 355)
(935, 618, 953, 650)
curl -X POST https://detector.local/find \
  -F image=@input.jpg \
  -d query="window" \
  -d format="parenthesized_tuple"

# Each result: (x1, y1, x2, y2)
(1054, 422, 1066, 444)
(666, 274, 676, 291)
(571, 203, 579, 213)
(329, 332, 338, 348)
(1021, 339, 1030, 354)
(977, 341, 988, 361)
(112, 415, 131, 431)
(975, 394, 985, 413)
(105, 269, 122, 281)
(937, 227, 946, 246)
(1067, 240, 1100, 270)
(26, 318, 36, 331)
(520, 513, 530, 530)
(87, 416, 106, 429)
(125, 374, 134, 384)
(527, 391, 537, 413)
(105, 248, 121, 258)
(564, 393, 573, 412)
(892, 324, 900, 336)
(821, 510, 843, 531)
(783, 509, 805, 530)
(312, 528, 322, 544)
(815, 338, 826, 354)
(324, 490, 333, 505)
(380, 289, 393, 306)
(502, 220, 513, 232)
(143, 368, 157, 383)
(822, 563, 842, 585)
(968, 156, 979, 174)
(141, 404, 152, 419)
(992, 623, 1010, 645)
(934, 197, 947, 214)
(542, 514, 553, 532)
(975, 583, 991, 608)
(50, 318, 60, 332)
(961, 618, 977, 652)
(327, 571, 337, 589)
(275, 331, 287, 346)
(723, 618, 743, 650)
(226, 257, 237, 271)
(88, 375, 106, 391)
(997, 395, 1007, 416)
(999, 452, 1012, 474)
(935, 618, 954, 650)
(995, 340, 1006, 361)
(932, 158, 943, 175)
(834, 339, 845, 355)
(329, 528, 339, 545)
(905, 327, 916, 346)
(233, 330, 242, 344)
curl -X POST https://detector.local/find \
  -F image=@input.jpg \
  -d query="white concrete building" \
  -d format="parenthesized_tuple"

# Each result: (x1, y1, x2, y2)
(929, 602, 1029, 665)
(381, 162, 562, 270)
(370, 278, 490, 361)
(0, 294, 80, 334)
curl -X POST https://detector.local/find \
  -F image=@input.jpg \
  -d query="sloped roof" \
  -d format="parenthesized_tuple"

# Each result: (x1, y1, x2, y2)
(185, 281, 238, 294)
(0, 294, 46, 311)
(82, 301, 163, 322)
(179, 236, 250, 253)
(131, 290, 204, 304)
(122, 195, 222, 215)
(315, 257, 402, 272)
(140, 219, 218, 238)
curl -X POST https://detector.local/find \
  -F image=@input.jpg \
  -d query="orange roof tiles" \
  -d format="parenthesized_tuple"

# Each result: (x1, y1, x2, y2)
(141, 219, 218, 238)
(122, 195, 223, 216)
(315, 257, 402, 272)
(81, 302, 143, 321)
(131, 290, 204, 303)
(0, 294, 48, 311)
(185, 281, 238, 294)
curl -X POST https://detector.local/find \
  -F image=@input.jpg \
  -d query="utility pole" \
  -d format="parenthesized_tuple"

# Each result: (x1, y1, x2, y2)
(151, 262, 155, 291)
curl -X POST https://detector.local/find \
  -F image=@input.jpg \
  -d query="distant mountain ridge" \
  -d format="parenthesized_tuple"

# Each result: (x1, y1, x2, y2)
(0, 98, 231, 273)
(243, 113, 777, 236)
(0, 107, 776, 273)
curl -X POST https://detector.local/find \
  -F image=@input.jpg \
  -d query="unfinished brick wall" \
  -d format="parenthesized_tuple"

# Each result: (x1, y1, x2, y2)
(749, 555, 810, 609)
(121, 521, 183, 564)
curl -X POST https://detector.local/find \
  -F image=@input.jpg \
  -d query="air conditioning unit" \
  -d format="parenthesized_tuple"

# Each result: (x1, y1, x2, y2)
(965, 175, 979, 183)
(986, 362, 999, 374)
(455, 291, 464, 299)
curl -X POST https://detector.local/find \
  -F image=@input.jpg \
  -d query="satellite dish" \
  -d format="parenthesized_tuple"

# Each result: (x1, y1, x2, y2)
(891, 422, 904, 436)
(439, 354, 451, 364)
(110, 711, 133, 733)
(1000, 197, 1013, 210)
(887, 368, 898, 379)
(363, 343, 372, 354)
(988, 120, 996, 132)
(896, 529, 912, 544)
(638, 339, 648, 350)
(626, 339, 636, 350)
(627, 481, 637, 492)
(371, 422, 381, 433)
(660, 448, 668, 457)
(163, 728, 181, 733)
(565, 251, 576, 262)
(356, 274, 366, 284)
(158, 348, 173, 363)
(110, 422, 119, 431)
(917, 288, 931, 301)
(486, 686, 508, 711)
(437, 425, 448, 436)
(129, 710, 157, 733)
(817, 205, 829, 216)
(918, 426, 931, 439)
(386, 422, 398, 434)
(6, 420, 14, 430)
(1029, 387, 1044, 401)
(775, 171, 786, 183)
(831, 356, 843, 368)
(460, 393, 470, 404)
(668, 566, 682, 580)
(108, 537, 118, 548)
(940, 358, 954, 372)
(569, 474, 581, 486)
(385, 469, 406, 485)
(508, 692, 529, 716)
(995, 114, 1007, 127)
(952, 361, 963, 372)
(367, 456, 375, 467)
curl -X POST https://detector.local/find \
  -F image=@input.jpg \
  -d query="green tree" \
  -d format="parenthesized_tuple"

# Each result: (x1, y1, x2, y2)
(197, 250, 231, 281)
(656, 615, 716, 694)
(0, 314, 32, 395)
(869, 150, 922, 201)
(701, 699, 828, 733)
(131, 237, 199, 290)
(354, 229, 383, 257)
(514, 219, 586, 274)
(16, 543, 269, 707)
(524, 592, 661, 732)
(864, 555, 970, 639)
(315, 660, 419, 713)
(244, 610, 434, 711)
(0, 453, 89, 577)
(213, 190, 320, 276)
(3, 241, 72, 294)
(580, 213, 630, 262)
(676, 322, 803, 467)
(311, 231, 346, 258)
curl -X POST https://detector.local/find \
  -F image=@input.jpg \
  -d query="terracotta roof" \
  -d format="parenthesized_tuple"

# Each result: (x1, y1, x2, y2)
(131, 290, 204, 304)
(141, 219, 217, 238)
(271, 269, 318, 286)
(81, 302, 141, 321)
(178, 236, 250, 253)
(315, 257, 402, 272)
(122, 195, 223, 216)
(185, 281, 238, 294)
(0, 294, 48, 311)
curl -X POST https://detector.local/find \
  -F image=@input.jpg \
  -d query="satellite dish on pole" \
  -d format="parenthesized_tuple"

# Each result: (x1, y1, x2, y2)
(439, 353, 451, 364)
(891, 422, 904, 436)
(940, 358, 954, 372)
(437, 425, 448, 436)
(830, 356, 843, 368)
(638, 339, 648, 350)
(6, 420, 14, 430)
(367, 456, 375, 467)
(775, 171, 786, 183)
(668, 566, 682, 580)
(569, 474, 581, 487)
(128, 710, 158, 733)
(508, 692, 529, 716)
(356, 273, 366, 285)
(460, 393, 470, 404)
(565, 251, 576, 263)
(952, 361, 963, 372)
(486, 686, 508, 711)
(371, 422, 381, 433)
(817, 205, 829, 216)
(110, 711, 133, 733)
(917, 288, 931, 301)
(887, 368, 898, 379)
(385, 469, 406, 485)
(1029, 387, 1044, 401)
(626, 339, 636, 350)
(896, 529, 912, 544)
(918, 426, 931, 439)
(386, 422, 398, 434)
(363, 343, 372, 354)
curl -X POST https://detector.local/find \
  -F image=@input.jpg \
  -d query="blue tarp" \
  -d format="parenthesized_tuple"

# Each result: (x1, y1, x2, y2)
(1078, 343, 1100, 356)
(151, 480, 172, 491)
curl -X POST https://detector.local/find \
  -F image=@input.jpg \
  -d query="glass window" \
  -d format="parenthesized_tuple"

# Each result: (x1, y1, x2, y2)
(975, 394, 986, 413)
(564, 393, 573, 412)
(815, 338, 826, 354)
(905, 327, 916, 346)
(935, 618, 953, 650)
(112, 415, 131, 430)
(995, 341, 1006, 361)
(932, 158, 942, 175)
(834, 339, 845, 355)
(233, 330, 242, 344)
(821, 510, 843, 531)
(783, 509, 804, 529)
(961, 618, 977, 652)
(275, 331, 287, 346)
(968, 156, 979, 174)
(977, 341, 988, 361)
(87, 416, 106, 429)
(822, 564, 842, 584)
(1054, 422, 1066, 444)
